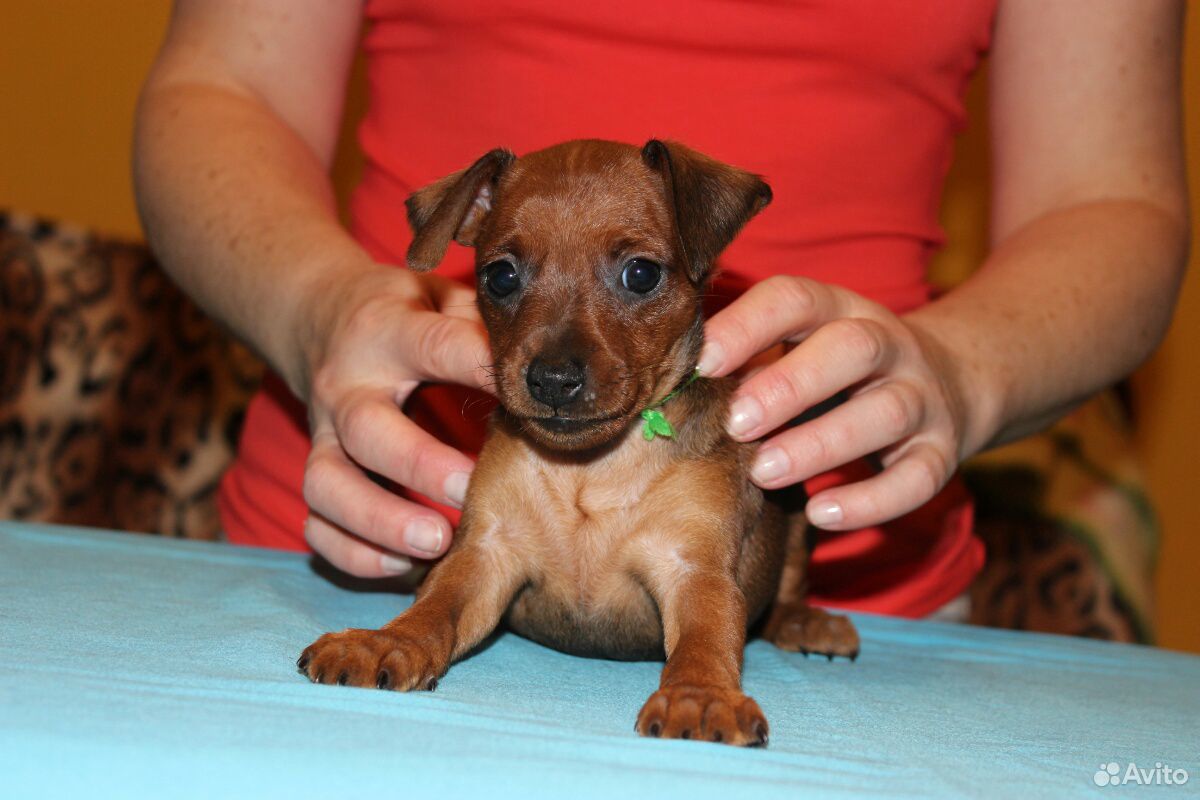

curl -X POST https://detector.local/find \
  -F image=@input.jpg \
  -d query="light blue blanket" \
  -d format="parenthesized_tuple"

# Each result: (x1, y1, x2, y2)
(0, 522, 1195, 798)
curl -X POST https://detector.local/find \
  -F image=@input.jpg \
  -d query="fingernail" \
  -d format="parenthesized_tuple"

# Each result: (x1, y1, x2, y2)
(728, 396, 764, 437)
(380, 553, 413, 575)
(697, 341, 724, 376)
(444, 471, 470, 507)
(808, 498, 844, 526)
(404, 519, 444, 556)
(751, 447, 790, 484)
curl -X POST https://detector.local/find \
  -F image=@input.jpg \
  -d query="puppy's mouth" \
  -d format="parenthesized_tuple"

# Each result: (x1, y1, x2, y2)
(528, 413, 623, 434)
(506, 406, 639, 451)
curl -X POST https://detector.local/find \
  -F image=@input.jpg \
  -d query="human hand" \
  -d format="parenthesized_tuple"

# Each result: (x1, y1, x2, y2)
(699, 276, 975, 530)
(298, 265, 491, 577)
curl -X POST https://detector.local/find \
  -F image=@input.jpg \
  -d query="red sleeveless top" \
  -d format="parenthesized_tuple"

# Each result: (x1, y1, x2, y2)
(219, 0, 993, 617)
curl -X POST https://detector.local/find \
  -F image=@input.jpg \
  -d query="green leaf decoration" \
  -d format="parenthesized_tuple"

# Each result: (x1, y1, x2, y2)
(640, 410, 658, 440)
(640, 409, 674, 441)
(639, 371, 698, 443)
(651, 414, 673, 437)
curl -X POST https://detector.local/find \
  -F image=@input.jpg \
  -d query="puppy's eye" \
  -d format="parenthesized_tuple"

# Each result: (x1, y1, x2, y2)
(483, 260, 520, 298)
(621, 258, 661, 294)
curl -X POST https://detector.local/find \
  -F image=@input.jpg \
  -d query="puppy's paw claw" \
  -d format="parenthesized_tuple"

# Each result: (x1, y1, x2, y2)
(298, 627, 448, 691)
(635, 686, 767, 747)
(764, 604, 860, 661)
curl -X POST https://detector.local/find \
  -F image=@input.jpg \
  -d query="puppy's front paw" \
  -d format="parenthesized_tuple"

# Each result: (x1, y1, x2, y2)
(297, 626, 447, 691)
(763, 604, 859, 661)
(636, 686, 768, 746)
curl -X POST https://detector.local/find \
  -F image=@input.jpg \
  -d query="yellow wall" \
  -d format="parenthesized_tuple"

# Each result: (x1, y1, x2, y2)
(0, 3, 169, 238)
(2, 3, 1197, 651)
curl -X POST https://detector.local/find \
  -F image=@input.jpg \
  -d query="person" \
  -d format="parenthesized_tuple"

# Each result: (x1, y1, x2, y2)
(133, 0, 1188, 619)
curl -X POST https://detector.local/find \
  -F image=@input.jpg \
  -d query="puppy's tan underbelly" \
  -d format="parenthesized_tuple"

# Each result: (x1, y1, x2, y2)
(504, 582, 666, 661)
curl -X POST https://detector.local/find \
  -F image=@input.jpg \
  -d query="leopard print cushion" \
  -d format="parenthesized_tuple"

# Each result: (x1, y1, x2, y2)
(962, 395, 1155, 644)
(968, 507, 1141, 643)
(0, 211, 263, 539)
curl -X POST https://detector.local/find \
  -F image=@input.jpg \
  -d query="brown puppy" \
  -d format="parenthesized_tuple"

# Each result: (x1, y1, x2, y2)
(299, 140, 859, 746)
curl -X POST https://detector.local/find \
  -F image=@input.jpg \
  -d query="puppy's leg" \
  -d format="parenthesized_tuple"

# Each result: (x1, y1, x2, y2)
(299, 538, 524, 691)
(762, 514, 859, 660)
(635, 568, 768, 746)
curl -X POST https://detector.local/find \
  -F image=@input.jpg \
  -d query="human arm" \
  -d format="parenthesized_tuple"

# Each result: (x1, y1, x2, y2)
(698, 0, 1189, 529)
(133, 1, 489, 573)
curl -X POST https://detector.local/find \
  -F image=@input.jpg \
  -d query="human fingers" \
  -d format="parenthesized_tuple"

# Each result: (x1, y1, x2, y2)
(698, 276, 848, 377)
(726, 317, 897, 441)
(304, 513, 414, 578)
(400, 310, 494, 394)
(802, 441, 952, 530)
(303, 427, 454, 565)
(332, 387, 474, 509)
(748, 381, 925, 489)
(422, 274, 483, 322)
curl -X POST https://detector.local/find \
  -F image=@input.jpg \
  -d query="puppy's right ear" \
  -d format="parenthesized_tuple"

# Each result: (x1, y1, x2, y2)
(405, 148, 515, 271)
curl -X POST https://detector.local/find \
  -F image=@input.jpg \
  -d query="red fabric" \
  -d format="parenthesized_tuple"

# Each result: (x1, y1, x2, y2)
(220, 0, 993, 618)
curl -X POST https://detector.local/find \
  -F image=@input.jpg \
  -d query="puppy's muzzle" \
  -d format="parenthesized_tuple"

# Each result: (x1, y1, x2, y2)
(526, 357, 586, 410)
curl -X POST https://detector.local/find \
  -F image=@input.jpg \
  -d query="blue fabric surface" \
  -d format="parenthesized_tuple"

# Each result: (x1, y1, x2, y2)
(0, 522, 1196, 799)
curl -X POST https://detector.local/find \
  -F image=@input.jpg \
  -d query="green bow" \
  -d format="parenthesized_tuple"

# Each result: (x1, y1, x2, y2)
(639, 369, 701, 442)
(640, 408, 675, 440)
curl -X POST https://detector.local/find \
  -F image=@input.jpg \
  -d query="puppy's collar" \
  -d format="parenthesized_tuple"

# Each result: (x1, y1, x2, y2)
(639, 369, 701, 441)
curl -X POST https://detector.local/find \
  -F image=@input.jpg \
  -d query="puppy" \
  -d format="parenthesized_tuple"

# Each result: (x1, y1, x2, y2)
(299, 140, 859, 746)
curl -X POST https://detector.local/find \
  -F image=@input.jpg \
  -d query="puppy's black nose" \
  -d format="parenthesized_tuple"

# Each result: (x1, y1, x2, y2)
(526, 358, 586, 409)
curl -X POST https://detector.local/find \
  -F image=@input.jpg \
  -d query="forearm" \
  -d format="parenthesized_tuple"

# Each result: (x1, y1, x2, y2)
(133, 80, 377, 397)
(907, 198, 1189, 459)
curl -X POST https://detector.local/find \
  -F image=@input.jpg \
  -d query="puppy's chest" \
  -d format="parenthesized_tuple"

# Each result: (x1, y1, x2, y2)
(531, 462, 658, 593)
(482, 435, 685, 597)
(493, 458, 675, 659)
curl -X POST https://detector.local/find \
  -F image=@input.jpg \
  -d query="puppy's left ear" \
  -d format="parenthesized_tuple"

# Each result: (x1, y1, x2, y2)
(405, 148, 516, 271)
(641, 140, 772, 284)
